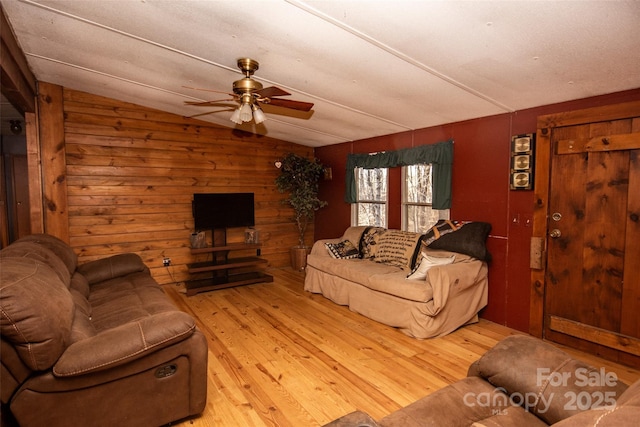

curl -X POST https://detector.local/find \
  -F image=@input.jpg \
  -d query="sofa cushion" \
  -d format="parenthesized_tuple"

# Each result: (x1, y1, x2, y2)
(367, 271, 435, 303)
(308, 255, 400, 287)
(618, 377, 640, 406)
(88, 270, 180, 331)
(379, 376, 548, 427)
(77, 253, 147, 285)
(373, 229, 423, 270)
(427, 221, 492, 262)
(69, 307, 97, 343)
(550, 378, 640, 426)
(468, 335, 629, 425)
(54, 311, 196, 376)
(69, 288, 92, 318)
(0, 241, 71, 287)
(0, 257, 74, 371)
(16, 234, 78, 275)
(70, 272, 90, 298)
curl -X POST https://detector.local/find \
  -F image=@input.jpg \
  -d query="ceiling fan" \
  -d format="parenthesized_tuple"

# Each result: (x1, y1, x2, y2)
(184, 58, 314, 124)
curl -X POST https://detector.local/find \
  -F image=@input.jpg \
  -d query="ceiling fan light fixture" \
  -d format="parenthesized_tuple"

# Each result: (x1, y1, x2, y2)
(239, 102, 253, 122)
(252, 104, 266, 124)
(230, 107, 242, 124)
(187, 58, 314, 124)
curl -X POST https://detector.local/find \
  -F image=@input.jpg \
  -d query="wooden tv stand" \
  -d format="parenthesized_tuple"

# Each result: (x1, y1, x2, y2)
(185, 229, 273, 296)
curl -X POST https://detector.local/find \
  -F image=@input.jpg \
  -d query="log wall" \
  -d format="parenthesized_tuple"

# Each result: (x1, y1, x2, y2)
(56, 87, 312, 285)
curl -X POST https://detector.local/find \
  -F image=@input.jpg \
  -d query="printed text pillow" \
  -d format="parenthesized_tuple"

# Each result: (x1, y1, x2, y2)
(373, 230, 423, 270)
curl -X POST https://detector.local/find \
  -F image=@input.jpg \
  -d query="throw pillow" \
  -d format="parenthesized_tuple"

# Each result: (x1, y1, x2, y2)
(359, 226, 385, 259)
(373, 230, 423, 270)
(407, 253, 456, 280)
(325, 240, 359, 259)
(427, 221, 492, 261)
(422, 219, 463, 246)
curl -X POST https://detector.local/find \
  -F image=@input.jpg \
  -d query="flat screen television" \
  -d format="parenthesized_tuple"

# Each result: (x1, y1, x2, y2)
(192, 193, 255, 230)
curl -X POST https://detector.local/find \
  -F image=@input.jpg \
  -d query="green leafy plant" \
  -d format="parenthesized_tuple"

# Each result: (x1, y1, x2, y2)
(275, 153, 328, 247)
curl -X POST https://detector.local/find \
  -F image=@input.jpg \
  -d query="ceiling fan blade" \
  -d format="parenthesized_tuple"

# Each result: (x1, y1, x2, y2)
(256, 86, 290, 98)
(184, 99, 235, 107)
(260, 103, 314, 120)
(265, 98, 314, 112)
(185, 108, 235, 119)
(183, 85, 234, 96)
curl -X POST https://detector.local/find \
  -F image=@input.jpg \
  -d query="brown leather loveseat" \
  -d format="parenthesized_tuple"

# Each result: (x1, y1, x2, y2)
(1, 234, 207, 426)
(325, 335, 640, 426)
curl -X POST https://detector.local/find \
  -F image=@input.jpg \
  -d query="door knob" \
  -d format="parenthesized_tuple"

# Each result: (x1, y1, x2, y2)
(549, 229, 562, 238)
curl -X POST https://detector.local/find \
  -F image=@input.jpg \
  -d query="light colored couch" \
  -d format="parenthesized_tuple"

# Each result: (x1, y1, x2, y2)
(304, 225, 489, 339)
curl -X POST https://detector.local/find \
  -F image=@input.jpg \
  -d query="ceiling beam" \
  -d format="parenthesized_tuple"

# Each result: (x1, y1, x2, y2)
(1, 3, 37, 114)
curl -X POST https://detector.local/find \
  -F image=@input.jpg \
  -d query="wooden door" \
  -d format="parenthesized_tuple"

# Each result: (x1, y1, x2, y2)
(0, 152, 8, 247)
(1, 154, 32, 243)
(531, 101, 640, 366)
(11, 155, 31, 239)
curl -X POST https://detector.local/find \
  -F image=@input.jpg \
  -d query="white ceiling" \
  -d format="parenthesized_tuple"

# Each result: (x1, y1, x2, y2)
(2, 0, 639, 147)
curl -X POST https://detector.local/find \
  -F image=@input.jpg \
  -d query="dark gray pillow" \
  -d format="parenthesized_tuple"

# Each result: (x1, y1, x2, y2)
(427, 221, 492, 261)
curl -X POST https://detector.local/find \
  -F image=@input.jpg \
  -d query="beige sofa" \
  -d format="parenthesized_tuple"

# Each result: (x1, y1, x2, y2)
(325, 334, 639, 426)
(1, 234, 207, 427)
(304, 223, 490, 338)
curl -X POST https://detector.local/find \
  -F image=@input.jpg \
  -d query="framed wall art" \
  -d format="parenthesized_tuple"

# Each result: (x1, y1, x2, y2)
(510, 133, 535, 190)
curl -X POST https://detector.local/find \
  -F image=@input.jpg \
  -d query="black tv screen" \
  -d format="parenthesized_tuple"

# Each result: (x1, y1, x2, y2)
(192, 193, 255, 230)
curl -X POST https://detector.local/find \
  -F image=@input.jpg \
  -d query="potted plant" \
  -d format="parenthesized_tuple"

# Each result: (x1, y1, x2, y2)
(275, 152, 327, 271)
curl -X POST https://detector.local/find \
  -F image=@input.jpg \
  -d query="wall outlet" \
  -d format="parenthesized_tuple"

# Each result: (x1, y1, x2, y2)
(162, 257, 171, 267)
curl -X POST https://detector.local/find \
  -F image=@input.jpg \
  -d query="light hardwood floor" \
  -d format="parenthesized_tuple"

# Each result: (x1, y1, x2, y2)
(164, 268, 640, 427)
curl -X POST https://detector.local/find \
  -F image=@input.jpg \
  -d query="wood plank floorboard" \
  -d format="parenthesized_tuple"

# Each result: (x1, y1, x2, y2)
(163, 268, 640, 426)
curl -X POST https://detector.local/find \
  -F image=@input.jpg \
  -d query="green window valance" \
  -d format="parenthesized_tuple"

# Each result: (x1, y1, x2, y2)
(345, 139, 453, 209)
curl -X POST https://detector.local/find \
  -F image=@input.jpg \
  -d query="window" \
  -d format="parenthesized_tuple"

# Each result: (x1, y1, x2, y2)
(402, 164, 449, 232)
(352, 167, 388, 227)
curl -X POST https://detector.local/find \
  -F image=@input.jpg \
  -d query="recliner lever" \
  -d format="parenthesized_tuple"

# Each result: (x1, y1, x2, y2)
(155, 364, 177, 378)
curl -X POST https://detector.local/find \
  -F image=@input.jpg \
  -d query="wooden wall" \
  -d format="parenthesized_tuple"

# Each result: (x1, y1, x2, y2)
(38, 84, 313, 285)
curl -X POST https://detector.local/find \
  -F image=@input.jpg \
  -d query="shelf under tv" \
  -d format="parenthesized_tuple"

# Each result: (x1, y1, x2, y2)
(185, 230, 272, 296)
(185, 271, 273, 296)
(187, 256, 267, 273)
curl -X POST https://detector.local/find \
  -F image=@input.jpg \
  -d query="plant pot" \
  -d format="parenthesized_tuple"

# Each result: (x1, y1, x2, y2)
(290, 246, 311, 271)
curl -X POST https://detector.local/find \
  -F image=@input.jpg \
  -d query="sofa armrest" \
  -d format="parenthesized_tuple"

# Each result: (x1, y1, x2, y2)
(467, 335, 629, 425)
(310, 226, 370, 257)
(53, 311, 195, 376)
(310, 238, 342, 256)
(76, 253, 147, 285)
(424, 258, 487, 315)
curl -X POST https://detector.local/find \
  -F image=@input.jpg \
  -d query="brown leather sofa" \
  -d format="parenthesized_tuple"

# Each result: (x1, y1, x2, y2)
(0, 234, 207, 427)
(325, 335, 640, 426)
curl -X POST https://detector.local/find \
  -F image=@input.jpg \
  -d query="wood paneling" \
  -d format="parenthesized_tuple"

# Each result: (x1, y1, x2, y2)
(53, 87, 312, 284)
(25, 111, 43, 234)
(38, 82, 68, 242)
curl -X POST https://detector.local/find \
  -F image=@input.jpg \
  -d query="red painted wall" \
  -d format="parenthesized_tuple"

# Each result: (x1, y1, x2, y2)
(313, 88, 640, 333)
